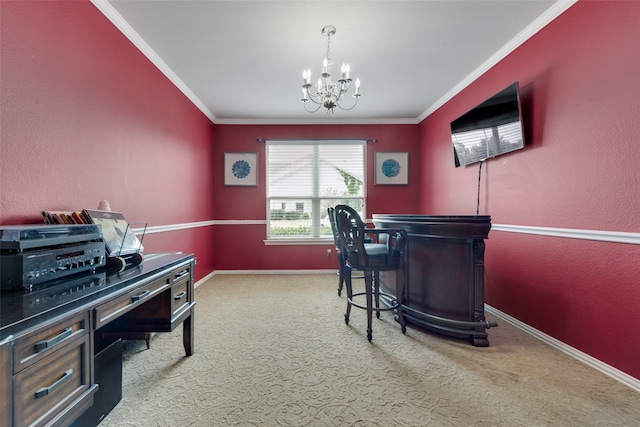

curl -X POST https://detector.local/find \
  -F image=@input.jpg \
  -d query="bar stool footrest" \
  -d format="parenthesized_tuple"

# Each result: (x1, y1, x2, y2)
(347, 291, 399, 311)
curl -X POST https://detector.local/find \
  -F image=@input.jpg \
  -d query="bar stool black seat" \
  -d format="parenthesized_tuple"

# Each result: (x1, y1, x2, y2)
(333, 204, 407, 341)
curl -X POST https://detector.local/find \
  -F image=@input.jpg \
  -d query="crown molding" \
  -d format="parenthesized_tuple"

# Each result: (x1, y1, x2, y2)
(418, 0, 579, 122)
(90, 0, 217, 123)
(93, 0, 578, 126)
(214, 117, 420, 125)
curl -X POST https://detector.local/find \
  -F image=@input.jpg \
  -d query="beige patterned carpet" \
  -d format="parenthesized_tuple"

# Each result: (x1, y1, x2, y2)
(101, 274, 640, 426)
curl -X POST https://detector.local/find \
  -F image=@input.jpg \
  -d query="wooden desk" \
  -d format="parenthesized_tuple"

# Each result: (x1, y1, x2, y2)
(0, 252, 195, 426)
(372, 215, 495, 346)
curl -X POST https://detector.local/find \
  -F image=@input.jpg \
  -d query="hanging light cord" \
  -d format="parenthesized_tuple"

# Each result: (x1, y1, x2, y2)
(476, 160, 483, 215)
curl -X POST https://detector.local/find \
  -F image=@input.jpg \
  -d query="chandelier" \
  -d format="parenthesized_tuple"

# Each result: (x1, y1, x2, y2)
(301, 25, 361, 114)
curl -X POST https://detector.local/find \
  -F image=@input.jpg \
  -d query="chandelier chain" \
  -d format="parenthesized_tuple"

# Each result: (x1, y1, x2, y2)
(325, 31, 331, 66)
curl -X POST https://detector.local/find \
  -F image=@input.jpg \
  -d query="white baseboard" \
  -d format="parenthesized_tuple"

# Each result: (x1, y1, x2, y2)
(212, 269, 335, 276)
(194, 270, 216, 288)
(485, 305, 640, 393)
(194, 269, 334, 288)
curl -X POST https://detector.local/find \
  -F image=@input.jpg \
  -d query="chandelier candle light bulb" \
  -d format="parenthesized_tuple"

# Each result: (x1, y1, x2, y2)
(301, 25, 361, 114)
(341, 63, 350, 80)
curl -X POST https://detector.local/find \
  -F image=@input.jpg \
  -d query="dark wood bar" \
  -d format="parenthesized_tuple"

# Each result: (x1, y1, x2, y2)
(372, 214, 496, 346)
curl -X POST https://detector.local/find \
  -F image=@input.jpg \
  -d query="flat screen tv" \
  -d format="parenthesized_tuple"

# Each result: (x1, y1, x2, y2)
(451, 82, 524, 167)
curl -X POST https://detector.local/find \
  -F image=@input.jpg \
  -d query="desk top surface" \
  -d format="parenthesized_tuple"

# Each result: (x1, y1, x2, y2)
(0, 252, 193, 339)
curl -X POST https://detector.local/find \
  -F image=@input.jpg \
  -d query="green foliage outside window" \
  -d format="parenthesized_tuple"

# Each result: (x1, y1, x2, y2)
(337, 167, 362, 195)
(269, 210, 309, 221)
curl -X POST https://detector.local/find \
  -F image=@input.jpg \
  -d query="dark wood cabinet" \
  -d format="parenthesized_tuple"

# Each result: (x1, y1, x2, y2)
(0, 253, 195, 426)
(13, 331, 95, 427)
(372, 215, 495, 346)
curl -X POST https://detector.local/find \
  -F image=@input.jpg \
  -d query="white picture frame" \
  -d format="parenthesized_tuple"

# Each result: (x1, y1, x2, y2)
(224, 152, 258, 186)
(375, 152, 408, 185)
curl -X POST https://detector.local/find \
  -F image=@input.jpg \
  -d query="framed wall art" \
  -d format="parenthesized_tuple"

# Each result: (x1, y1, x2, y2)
(224, 152, 258, 186)
(375, 152, 408, 185)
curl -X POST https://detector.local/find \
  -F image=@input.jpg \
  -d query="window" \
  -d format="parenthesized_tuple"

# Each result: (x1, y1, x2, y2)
(266, 140, 366, 240)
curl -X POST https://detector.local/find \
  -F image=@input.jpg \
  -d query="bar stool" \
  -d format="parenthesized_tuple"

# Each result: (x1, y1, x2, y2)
(333, 205, 407, 341)
(327, 207, 349, 296)
(328, 207, 372, 297)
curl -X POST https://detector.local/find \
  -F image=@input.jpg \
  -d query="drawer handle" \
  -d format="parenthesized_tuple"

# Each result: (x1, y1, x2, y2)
(35, 369, 73, 399)
(34, 327, 73, 353)
(174, 291, 187, 301)
(174, 270, 189, 280)
(131, 289, 151, 302)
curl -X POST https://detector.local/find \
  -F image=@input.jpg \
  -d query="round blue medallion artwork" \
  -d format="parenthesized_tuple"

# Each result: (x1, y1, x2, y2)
(232, 160, 251, 179)
(381, 158, 401, 178)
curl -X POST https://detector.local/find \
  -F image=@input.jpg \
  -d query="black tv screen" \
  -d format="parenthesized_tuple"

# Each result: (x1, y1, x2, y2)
(451, 82, 524, 167)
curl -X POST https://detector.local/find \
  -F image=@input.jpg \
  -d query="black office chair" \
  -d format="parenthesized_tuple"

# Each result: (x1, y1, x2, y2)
(333, 205, 407, 341)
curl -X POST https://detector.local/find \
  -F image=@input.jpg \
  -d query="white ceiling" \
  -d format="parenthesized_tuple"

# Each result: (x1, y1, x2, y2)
(94, 0, 576, 125)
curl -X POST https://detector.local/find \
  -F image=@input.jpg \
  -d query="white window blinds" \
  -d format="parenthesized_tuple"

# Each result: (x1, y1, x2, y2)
(266, 140, 366, 239)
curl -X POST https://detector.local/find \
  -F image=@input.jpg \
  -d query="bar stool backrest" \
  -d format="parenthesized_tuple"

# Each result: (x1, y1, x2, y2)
(334, 205, 369, 267)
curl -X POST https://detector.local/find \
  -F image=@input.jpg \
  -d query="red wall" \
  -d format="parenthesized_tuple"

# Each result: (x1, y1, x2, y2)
(212, 124, 419, 270)
(418, 1, 640, 379)
(0, 1, 216, 280)
(3, 0, 638, 382)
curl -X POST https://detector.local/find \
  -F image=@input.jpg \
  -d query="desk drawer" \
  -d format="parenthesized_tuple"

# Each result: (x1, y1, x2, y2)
(14, 333, 91, 427)
(13, 311, 89, 373)
(172, 264, 191, 285)
(94, 276, 170, 329)
(171, 262, 192, 317)
(171, 280, 189, 316)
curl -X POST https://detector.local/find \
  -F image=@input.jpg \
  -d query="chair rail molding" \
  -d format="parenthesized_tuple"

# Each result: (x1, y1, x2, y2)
(134, 221, 640, 246)
(492, 224, 640, 245)
(133, 220, 265, 235)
